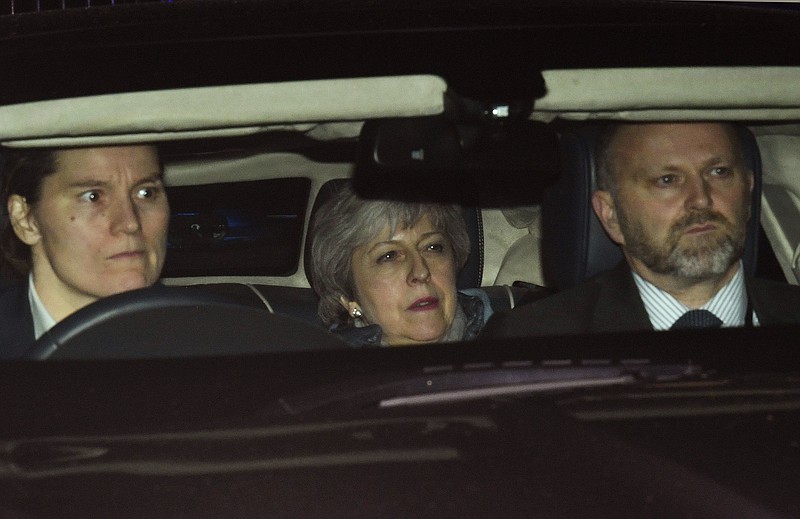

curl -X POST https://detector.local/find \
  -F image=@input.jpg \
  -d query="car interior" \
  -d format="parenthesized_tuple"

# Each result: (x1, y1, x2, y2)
(2, 4, 800, 517)
(2, 67, 800, 356)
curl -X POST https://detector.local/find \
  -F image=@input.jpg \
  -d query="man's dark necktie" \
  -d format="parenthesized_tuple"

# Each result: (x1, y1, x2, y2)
(671, 309, 723, 329)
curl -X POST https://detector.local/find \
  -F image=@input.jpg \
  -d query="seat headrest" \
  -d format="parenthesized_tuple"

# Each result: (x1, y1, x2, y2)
(304, 179, 483, 290)
(541, 124, 762, 291)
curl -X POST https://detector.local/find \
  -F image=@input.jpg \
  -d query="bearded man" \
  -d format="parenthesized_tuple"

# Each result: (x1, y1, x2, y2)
(483, 122, 800, 337)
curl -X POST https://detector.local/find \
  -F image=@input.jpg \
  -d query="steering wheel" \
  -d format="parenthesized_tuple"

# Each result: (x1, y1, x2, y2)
(23, 285, 348, 360)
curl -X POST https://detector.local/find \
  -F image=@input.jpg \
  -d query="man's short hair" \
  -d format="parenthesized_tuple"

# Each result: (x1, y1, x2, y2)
(593, 121, 748, 195)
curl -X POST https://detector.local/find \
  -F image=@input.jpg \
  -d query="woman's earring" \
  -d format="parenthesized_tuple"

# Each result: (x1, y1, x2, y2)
(352, 307, 363, 319)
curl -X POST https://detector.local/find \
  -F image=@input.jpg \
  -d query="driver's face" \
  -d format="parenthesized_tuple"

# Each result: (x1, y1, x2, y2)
(19, 145, 169, 319)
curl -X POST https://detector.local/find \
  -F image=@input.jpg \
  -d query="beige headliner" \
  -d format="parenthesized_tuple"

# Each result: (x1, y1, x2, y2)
(535, 67, 800, 120)
(0, 75, 448, 147)
(1, 67, 799, 147)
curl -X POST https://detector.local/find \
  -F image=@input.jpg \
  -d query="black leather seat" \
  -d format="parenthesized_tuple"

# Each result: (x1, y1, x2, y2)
(541, 123, 763, 291)
(186, 282, 321, 325)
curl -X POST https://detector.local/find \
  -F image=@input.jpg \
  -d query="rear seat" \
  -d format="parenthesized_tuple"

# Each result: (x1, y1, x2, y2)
(188, 282, 543, 328)
(184, 283, 320, 325)
(757, 131, 800, 284)
(183, 177, 551, 328)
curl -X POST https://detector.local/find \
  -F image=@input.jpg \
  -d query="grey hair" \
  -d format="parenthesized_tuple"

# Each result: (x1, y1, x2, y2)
(309, 183, 471, 327)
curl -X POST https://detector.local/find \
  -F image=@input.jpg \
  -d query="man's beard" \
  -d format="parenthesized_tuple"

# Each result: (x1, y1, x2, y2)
(616, 202, 749, 280)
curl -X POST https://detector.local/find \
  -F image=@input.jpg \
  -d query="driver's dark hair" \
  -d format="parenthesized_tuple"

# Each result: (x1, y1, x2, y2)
(0, 147, 59, 280)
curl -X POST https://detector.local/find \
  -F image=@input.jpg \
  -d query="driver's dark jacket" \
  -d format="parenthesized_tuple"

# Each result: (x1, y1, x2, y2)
(332, 292, 487, 347)
(0, 279, 35, 359)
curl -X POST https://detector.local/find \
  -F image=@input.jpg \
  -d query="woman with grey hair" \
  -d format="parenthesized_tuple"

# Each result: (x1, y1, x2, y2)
(309, 183, 491, 347)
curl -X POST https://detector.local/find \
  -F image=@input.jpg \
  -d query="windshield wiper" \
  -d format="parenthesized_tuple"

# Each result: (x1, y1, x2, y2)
(379, 373, 636, 408)
(278, 361, 705, 414)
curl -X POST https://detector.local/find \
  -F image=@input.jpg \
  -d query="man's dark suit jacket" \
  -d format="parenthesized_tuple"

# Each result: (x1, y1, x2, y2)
(483, 262, 800, 338)
(0, 279, 35, 359)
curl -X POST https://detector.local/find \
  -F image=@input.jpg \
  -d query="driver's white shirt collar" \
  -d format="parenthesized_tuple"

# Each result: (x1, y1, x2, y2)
(28, 274, 56, 340)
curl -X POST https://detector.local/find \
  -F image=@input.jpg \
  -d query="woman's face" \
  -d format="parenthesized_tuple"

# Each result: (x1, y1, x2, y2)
(343, 214, 459, 345)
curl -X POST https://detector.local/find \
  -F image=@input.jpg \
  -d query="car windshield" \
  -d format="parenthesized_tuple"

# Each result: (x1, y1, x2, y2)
(1, 0, 799, 516)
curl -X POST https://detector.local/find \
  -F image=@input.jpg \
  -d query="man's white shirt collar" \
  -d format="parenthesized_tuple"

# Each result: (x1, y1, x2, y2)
(28, 274, 56, 340)
(632, 262, 758, 330)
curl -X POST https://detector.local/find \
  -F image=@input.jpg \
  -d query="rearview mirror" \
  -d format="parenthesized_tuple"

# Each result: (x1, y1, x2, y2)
(353, 115, 559, 207)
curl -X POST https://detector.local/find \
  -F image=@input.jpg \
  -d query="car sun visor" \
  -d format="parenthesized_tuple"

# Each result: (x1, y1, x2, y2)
(0, 75, 448, 147)
(353, 115, 560, 207)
